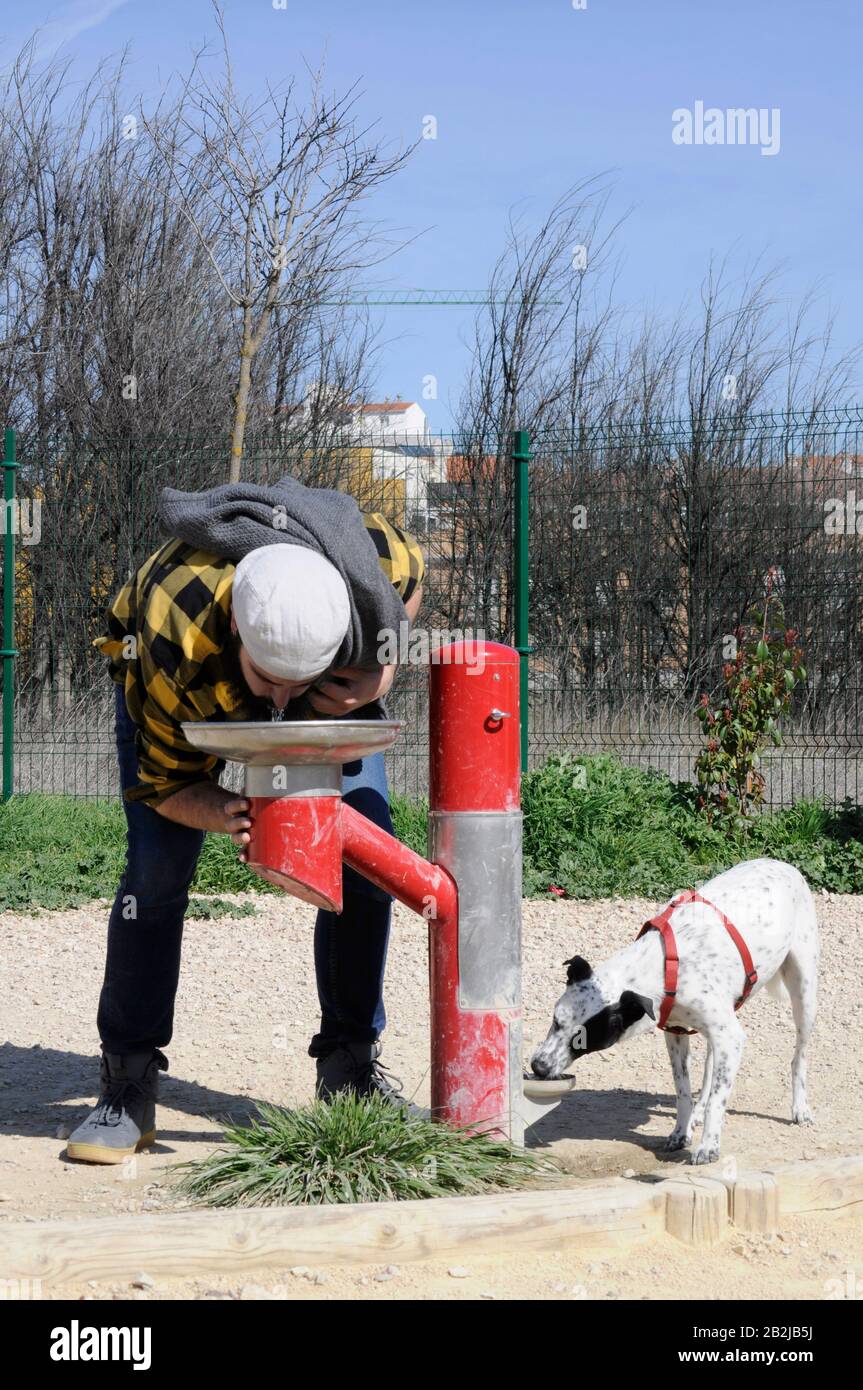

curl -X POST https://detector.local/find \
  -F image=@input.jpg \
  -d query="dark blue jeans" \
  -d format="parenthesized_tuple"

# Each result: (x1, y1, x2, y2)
(97, 685, 393, 1056)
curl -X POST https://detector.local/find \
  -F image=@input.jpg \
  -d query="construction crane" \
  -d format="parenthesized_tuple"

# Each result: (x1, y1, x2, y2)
(314, 288, 561, 307)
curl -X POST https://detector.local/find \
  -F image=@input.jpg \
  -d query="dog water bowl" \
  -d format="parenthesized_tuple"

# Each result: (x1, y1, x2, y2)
(518, 1074, 577, 1127)
(523, 1075, 578, 1100)
(181, 719, 403, 766)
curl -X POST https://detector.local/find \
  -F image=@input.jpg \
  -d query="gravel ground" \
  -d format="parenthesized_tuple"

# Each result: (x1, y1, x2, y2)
(1, 888, 861, 1300)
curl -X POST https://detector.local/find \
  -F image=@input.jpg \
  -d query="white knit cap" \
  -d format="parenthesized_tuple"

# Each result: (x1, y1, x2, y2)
(231, 545, 350, 681)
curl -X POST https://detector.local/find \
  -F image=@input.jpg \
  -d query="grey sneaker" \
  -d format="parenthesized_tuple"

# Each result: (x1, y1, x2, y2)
(66, 1049, 167, 1164)
(315, 1041, 409, 1105)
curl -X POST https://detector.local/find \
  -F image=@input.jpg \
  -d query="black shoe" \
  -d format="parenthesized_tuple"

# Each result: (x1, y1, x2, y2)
(66, 1049, 167, 1164)
(315, 1041, 409, 1105)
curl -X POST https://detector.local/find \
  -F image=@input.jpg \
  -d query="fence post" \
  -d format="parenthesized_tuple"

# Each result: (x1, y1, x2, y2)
(2, 426, 17, 800)
(511, 429, 531, 772)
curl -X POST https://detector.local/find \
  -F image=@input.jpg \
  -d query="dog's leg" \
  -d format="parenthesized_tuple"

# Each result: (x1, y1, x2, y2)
(663, 1033, 695, 1150)
(782, 947, 817, 1125)
(689, 1017, 745, 1165)
(691, 1044, 713, 1128)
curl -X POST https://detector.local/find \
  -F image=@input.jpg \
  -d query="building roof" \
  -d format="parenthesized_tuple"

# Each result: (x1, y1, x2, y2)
(361, 402, 415, 413)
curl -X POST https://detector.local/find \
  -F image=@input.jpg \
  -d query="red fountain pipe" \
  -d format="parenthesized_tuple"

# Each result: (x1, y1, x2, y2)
(247, 793, 344, 910)
(341, 804, 456, 926)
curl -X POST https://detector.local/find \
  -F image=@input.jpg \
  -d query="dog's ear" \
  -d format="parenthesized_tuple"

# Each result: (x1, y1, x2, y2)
(618, 989, 655, 1025)
(564, 955, 592, 985)
(581, 992, 657, 1055)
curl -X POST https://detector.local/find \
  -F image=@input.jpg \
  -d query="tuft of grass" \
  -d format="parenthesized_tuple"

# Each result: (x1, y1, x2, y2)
(172, 1091, 552, 1207)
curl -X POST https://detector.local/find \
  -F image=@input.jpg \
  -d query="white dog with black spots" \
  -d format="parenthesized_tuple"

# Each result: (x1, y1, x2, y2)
(530, 858, 818, 1164)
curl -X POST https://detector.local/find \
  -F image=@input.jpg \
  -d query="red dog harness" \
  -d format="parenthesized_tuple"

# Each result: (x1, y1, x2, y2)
(637, 890, 758, 1035)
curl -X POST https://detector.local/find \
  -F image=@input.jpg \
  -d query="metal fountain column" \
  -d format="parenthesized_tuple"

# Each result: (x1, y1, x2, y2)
(427, 641, 524, 1139)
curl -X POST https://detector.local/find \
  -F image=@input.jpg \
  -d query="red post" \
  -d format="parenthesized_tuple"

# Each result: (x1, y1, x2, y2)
(428, 642, 523, 1137)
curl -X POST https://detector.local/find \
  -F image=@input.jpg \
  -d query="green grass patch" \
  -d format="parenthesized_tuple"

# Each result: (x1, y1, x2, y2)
(0, 792, 276, 911)
(389, 792, 429, 856)
(184, 896, 258, 920)
(2, 755, 862, 911)
(172, 1091, 551, 1207)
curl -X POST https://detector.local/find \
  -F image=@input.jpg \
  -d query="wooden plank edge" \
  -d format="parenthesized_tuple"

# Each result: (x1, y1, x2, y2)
(0, 1180, 666, 1285)
(761, 1154, 863, 1215)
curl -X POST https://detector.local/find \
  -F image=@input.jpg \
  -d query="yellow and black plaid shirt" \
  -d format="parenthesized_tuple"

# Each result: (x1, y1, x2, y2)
(95, 514, 424, 806)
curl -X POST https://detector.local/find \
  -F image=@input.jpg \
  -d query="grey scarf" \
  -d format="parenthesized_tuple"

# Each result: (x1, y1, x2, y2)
(158, 476, 407, 674)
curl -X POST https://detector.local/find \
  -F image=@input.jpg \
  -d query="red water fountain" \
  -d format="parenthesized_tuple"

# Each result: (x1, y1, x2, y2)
(185, 641, 569, 1140)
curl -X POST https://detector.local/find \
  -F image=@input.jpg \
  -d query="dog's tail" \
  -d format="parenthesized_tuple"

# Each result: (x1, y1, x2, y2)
(765, 969, 790, 1005)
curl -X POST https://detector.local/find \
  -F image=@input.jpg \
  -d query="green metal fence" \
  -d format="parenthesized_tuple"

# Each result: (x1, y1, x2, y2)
(1, 410, 862, 806)
(525, 408, 863, 805)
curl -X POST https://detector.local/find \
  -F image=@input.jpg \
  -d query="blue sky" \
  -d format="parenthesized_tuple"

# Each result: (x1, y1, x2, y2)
(2, 0, 861, 427)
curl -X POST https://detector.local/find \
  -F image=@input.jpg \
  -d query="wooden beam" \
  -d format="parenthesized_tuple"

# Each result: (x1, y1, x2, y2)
(765, 1155, 863, 1215)
(0, 1181, 665, 1285)
(2, 1156, 860, 1287)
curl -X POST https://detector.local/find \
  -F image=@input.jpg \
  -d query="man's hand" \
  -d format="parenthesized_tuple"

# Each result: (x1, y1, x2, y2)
(307, 664, 396, 716)
(156, 781, 252, 852)
(222, 796, 252, 853)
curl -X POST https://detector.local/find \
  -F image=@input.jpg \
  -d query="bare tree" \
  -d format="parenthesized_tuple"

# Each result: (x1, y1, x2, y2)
(446, 184, 861, 776)
(145, 2, 413, 480)
(525, 257, 863, 759)
(0, 24, 412, 720)
(439, 180, 623, 642)
(457, 178, 622, 446)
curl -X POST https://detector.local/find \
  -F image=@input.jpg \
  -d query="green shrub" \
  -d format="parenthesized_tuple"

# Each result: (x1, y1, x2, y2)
(521, 753, 729, 898)
(695, 574, 807, 827)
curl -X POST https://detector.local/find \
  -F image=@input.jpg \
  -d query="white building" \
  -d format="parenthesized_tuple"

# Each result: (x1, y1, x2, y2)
(354, 399, 447, 530)
(357, 400, 429, 438)
(288, 386, 449, 528)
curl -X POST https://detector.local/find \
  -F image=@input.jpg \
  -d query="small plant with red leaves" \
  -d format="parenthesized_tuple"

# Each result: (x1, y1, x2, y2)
(695, 570, 807, 828)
